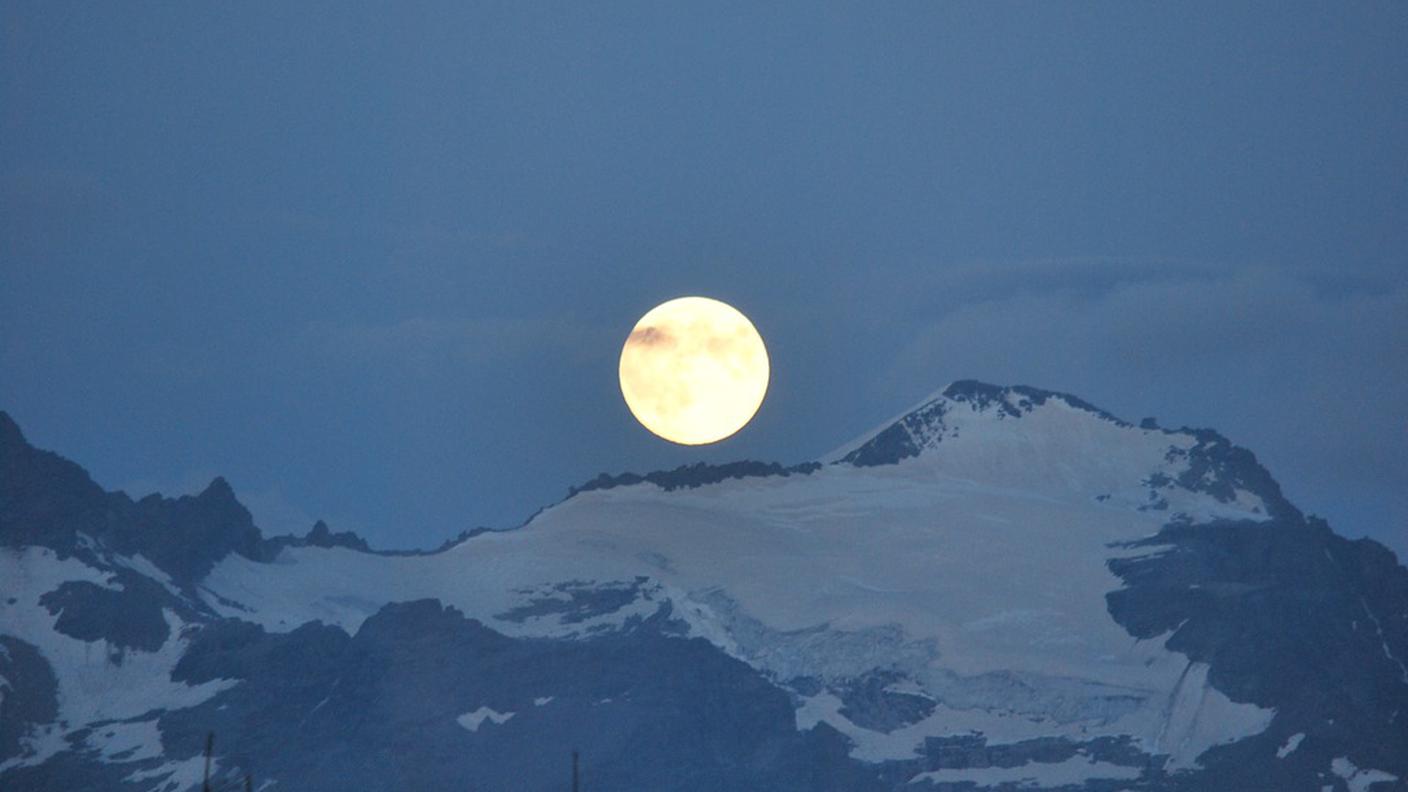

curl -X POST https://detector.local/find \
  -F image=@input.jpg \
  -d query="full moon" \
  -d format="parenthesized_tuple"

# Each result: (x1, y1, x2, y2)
(619, 296, 770, 445)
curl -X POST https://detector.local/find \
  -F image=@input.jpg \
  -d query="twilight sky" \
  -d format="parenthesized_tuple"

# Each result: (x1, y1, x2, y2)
(3, 2, 1405, 556)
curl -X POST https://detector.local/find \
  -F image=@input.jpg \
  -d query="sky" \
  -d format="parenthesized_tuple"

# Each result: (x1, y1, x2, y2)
(2, 2, 1405, 556)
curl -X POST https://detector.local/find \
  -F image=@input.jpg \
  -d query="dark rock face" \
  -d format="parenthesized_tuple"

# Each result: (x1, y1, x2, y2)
(39, 579, 170, 654)
(121, 479, 263, 585)
(1, 412, 261, 589)
(1106, 516, 1408, 790)
(303, 520, 369, 551)
(942, 380, 1131, 427)
(0, 637, 58, 763)
(158, 600, 888, 792)
(495, 578, 651, 625)
(1165, 429, 1300, 520)
(259, 519, 373, 558)
(841, 409, 937, 466)
(570, 460, 821, 496)
(837, 671, 936, 733)
(911, 733, 1153, 788)
(0, 411, 120, 552)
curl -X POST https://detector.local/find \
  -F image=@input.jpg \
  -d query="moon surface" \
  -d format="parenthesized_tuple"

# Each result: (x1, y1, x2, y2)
(619, 297, 770, 445)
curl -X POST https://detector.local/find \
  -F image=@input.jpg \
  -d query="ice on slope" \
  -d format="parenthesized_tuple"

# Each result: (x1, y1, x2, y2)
(200, 389, 1277, 775)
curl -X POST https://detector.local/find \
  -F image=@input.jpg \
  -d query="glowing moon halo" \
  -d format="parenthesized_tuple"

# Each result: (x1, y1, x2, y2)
(619, 297, 770, 445)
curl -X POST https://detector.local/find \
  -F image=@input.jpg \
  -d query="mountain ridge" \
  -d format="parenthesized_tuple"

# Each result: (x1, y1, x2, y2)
(1, 384, 1404, 791)
(0, 379, 1312, 566)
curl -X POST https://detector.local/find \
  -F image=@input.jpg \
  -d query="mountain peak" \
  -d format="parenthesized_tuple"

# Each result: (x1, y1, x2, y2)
(829, 380, 1296, 522)
(830, 380, 1124, 467)
(939, 380, 1129, 425)
(0, 410, 263, 584)
(0, 410, 26, 450)
(303, 519, 371, 551)
(198, 476, 237, 504)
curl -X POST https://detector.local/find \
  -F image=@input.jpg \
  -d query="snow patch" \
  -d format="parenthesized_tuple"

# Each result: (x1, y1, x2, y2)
(1276, 732, 1305, 759)
(112, 554, 183, 599)
(125, 754, 214, 792)
(0, 722, 65, 774)
(1156, 662, 1275, 771)
(1331, 757, 1398, 792)
(86, 718, 165, 763)
(457, 706, 514, 732)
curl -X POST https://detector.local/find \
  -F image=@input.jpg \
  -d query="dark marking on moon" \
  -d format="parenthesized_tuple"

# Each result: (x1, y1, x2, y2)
(628, 326, 673, 347)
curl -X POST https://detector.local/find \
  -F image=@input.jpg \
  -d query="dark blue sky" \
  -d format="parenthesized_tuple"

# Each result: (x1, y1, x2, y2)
(3, 2, 1405, 555)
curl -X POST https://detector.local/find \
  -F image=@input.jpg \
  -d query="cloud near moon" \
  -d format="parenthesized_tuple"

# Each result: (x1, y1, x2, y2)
(619, 297, 769, 445)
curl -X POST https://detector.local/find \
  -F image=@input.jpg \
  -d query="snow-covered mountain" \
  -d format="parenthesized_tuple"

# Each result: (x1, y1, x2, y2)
(2, 381, 1405, 791)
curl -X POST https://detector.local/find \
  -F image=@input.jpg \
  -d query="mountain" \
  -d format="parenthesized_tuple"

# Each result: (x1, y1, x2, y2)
(1, 382, 1405, 791)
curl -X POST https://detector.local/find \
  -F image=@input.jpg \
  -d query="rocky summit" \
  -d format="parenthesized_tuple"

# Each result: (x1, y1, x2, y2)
(1, 382, 1405, 791)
